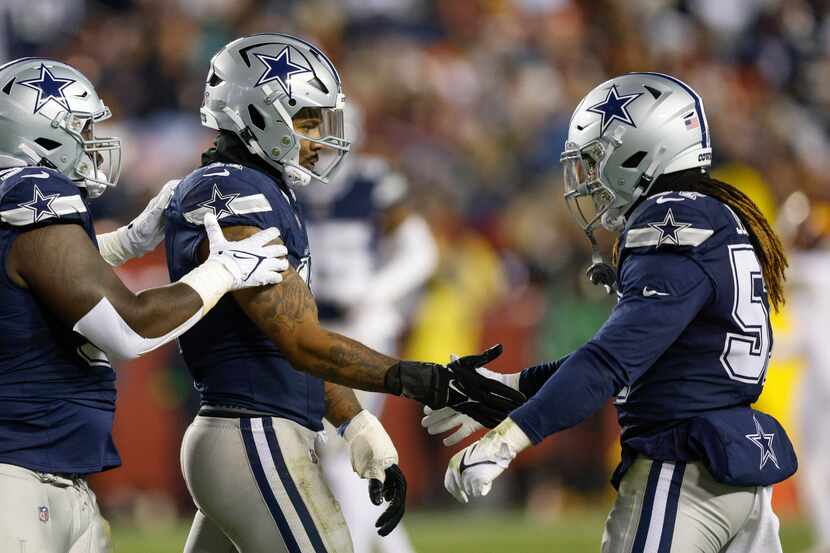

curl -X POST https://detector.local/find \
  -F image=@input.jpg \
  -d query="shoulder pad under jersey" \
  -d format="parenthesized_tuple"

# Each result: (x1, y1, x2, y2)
(172, 162, 289, 229)
(0, 167, 87, 229)
(621, 191, 736, 253)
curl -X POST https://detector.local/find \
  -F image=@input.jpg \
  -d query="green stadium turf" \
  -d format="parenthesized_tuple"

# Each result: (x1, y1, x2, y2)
(110, 510, 814, 553)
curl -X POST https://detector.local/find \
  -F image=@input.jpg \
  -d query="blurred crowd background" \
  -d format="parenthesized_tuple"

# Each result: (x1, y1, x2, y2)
(3, 0, 830, 547)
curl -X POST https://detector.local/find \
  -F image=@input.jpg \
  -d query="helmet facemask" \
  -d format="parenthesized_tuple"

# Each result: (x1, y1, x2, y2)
(49, 109, 121, 199)
(266, 96, 349, 186)
(561, 139, 627, 236)
(68, 109, 121, 198)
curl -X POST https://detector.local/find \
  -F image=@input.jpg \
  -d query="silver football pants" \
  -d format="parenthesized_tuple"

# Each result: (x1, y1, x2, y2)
(0, 463, 112, 553)
(602, 457, 783, 553)
(181, 415, 353, 553)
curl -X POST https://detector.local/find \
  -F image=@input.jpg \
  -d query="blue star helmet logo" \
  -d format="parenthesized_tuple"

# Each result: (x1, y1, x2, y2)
(254, 46, 311, 97)
(648, 208, 691, 247)
(18, 64, 76, 114)
(199, 184, 238, 219)
(745, 415, 780, 470)
(586, 84, 642, 135)
(20, 184, 59, 223)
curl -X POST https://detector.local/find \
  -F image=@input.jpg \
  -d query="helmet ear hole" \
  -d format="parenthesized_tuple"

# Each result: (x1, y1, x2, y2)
(34, 138, 61, 151)
(207, 71, 223, 87)
(247, 104, 266, 131)
(621, 151, 647, 168)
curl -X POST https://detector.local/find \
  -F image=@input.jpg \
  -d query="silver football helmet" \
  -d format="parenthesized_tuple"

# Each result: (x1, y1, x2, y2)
(561, 72, 711, 235)
(0, 58, 122, 198)
(201, 33, 350, 187)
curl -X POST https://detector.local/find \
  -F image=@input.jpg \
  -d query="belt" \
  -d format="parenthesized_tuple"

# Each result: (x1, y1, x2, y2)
(198, 404, 276, 419)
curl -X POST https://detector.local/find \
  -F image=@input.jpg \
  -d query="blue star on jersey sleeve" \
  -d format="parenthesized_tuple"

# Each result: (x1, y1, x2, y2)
(167, 163, 311, 270)
(621, 193, 723, 253)
(173, 165, 277, 230)
(0, 168, 88, 229)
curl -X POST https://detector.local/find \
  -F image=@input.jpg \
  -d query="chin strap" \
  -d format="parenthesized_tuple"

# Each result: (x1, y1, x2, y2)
(585, 229, 617, 295)
(283, 163, 312, 187)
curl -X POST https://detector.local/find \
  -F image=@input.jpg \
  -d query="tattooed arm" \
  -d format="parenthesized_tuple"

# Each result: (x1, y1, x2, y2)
(196, 225, 526, 424)
(198, 225, 397, 392)
(324, 382, 363, 427)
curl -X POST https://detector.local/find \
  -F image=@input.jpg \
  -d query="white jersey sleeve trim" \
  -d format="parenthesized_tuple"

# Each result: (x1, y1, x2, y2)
(625, 227, 714, 249)
(183, 193, 272, 225)
(0, 195, 87, 226)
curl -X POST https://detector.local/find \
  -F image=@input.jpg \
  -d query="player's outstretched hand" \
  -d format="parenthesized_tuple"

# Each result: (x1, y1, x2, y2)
(423, 354, 525, 446)
(98, 178, 181, 266)
(125, 178, 180, 253)
(203, 212, 289, 290)
(444, 418, 531, 504)
(422, 406, 483, 446)
(445, 345, 526, 427)
(385, 345, 525, 428)
(369, 464, 407, 537)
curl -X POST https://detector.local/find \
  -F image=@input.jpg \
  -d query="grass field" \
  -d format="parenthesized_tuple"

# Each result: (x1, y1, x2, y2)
(111, 510, 815, 553)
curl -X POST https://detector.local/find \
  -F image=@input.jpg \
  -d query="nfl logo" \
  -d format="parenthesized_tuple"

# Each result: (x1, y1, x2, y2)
(38, 505, 49, 523)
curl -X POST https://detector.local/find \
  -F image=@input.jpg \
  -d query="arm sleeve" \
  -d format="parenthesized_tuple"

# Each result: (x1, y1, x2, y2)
(510, 251, 714, 444)
(73, 297, 203, 360)
(518, 354, 571, 397)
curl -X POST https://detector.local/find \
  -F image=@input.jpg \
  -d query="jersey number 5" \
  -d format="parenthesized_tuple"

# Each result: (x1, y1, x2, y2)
(720, 244, 771, 384)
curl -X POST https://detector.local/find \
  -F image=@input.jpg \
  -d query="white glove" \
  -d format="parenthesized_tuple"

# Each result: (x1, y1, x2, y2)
(180, 213, 288, 313)
(98, 179, 180, 266)
(203, 212, 288, 290)
(421, 354, 521, 447)
(422, 406, 483, 447)
(444, 417, 531, 504)
(342, 410, 398, 482)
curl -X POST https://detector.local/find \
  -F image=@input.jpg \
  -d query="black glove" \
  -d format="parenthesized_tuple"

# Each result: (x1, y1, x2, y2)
(384, 344, 526, 427)
(369, 464, 406, 537)
(445, 345, 526, 427)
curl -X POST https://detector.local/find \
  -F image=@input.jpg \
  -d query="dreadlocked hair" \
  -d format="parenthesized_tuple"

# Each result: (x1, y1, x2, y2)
(615, 169, 788, 311)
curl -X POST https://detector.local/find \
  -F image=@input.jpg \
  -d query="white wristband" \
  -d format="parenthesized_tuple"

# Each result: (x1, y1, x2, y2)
(490, 417, 532, 458)
(179, 259, 235, 314)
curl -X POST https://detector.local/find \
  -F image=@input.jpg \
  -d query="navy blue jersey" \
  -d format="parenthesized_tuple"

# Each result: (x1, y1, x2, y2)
(299, 157, 389, 321)
(0, 166, 119, 475)
(512, 191, 796, 488)
(612, 192, 769, 428)
(165, 162, 324, 431)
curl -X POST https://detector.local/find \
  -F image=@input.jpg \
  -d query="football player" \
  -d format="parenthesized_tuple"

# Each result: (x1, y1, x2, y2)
(300, 106, 437, 553)
(0, 58, 289, 553)
(163, 34, 523, 553)
(432, 73, 797, 552)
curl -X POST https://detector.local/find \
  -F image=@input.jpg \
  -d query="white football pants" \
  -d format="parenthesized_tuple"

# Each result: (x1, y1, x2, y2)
(181, 415, 353, 553)
(601, 456, 783, 553)
(0, 463, 112, 553)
